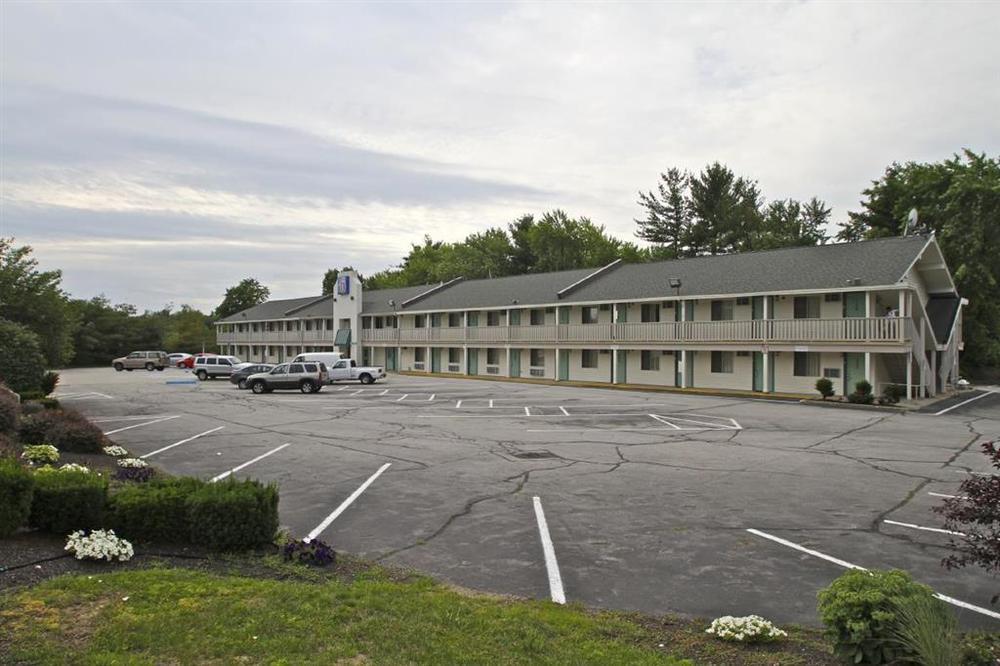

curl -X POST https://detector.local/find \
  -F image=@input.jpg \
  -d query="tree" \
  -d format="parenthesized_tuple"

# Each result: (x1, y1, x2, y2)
(0, 238, 77, 366)
(0, 318, 46, 393)
(635, 168, 692, 258)
(837, 151, 1000, 373)
(165, 305, 215, 353)
(214, 278, 270, 319)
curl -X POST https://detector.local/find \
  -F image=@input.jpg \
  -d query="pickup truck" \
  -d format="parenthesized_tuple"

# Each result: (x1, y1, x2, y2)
(328, 358, 385, 384)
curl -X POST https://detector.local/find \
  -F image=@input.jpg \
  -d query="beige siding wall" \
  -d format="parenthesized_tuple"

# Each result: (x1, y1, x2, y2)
(690, 350, 753, 391)
(772, 351, 844, 395)
(472, 347, 508, 377)
(527, 348, 555, 379)
(624, 350, 677, 386)
(566, 349, 611, 382)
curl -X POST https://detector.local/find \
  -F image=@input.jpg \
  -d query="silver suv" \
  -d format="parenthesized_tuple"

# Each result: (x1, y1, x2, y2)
(193, 355, 242, 380)
(247, 362, 329, 394)
(112, 351, 169, 372)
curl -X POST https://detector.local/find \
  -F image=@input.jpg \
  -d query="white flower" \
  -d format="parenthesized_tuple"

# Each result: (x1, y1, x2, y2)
(22, 444, 59, 465)
(65, 529, 134, 562)
(117, 457, 149, 469)
(103, 445, 129, 457)
(58, 463, 91, 474)
(706, 615, 787, 643)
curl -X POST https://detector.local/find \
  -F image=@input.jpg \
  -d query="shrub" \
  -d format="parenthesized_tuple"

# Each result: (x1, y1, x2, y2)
(817, 568, 938, 664)
(815, 377, 835, 400)
(0, 319, 46, 394)
(0, 433, 18, 457)
(848, 380, 875, 405)
(961, 632, 1000, 666)
(40, 371, 59, 397)
(29, 469, 108, 534)
(26, 398, 61, 411)
(187, 478, 279, 551)
(882, 384, 906, 404)
(282, 538, 336, 567)
(0, 390, 18, 434)
(106, 477, 207, 543)
(21, 444, 59, 465)
(890, 595, 959, 666)
(18, 411, 62, 445)
(704, 615, 787, 643)
(114, 466, 155, 483)
(0, 457, 34, 537)
(52, 411, 105, 453)
(17, 390, 46, 401)
(19, 401, 44, 416)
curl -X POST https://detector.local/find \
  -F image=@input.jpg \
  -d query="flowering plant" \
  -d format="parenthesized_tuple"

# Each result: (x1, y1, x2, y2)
(114, 457, 154, 482)
(117, 457, 149, 469)
(705, 615, 787, 643)
(65, 529, 134, 562)
(21, 444, 59, 465)
(282, 538, 336, 567)
(103, 445, 129, 457)
(36, 463, 92, 474)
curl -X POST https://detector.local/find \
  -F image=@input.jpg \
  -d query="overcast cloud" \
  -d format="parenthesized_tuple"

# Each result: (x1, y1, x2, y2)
(2, 2, 998, 311)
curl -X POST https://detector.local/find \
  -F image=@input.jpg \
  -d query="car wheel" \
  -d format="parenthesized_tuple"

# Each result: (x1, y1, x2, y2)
(237, 379, 248, 390)
(196, 370, 208, 381)
(300, 380, 315, 394)
(251, 380, 267, 394)
(311, 385, 323, 393)
(113, 363, 124, 372)
(145, 362, 155, 371)
(359, 373, 373, 385)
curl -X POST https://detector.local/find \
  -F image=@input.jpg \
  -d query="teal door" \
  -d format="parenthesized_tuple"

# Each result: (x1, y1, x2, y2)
(844, 352, 865, 396)
(615, 350, 627, 384)
(558, 350, 569, 380)
(467, 348, 478, 375)
(431, 348, 441, 373)
(385, 348, 397, 372)
(558, 307, 569, 325)
(509, 309, 521, 326)
(685, 351, 695, 388)
(844, 293, 865, 318)
(509, 349, 521, 377)
(467, 312, 478, 327)
(752, 352, 763, 391)
(685, 301, 695, 321)
(751, 296, 764, 320)
(675, 352, 682, 386)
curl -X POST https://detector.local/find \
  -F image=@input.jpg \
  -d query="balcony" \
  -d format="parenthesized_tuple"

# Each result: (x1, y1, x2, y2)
(216, 330, 334, 344)
(359, 317, 907, 346)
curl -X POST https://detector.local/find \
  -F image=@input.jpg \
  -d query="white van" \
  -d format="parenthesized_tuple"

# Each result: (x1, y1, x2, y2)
(291, 352, 344, 368)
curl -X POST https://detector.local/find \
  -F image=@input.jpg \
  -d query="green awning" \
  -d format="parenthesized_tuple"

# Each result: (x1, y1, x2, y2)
(334, 328, 352, 346)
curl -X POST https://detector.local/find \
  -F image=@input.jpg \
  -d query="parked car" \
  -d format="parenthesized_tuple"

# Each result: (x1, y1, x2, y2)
(291, 352, 343, 367)
(246, 362, 328, 394)
(192, 355, 242, 380)
(168, 353, 192, 367)
(112, 351, 169, 372)
(230, 363, 275, 389)
(178, 352, 216, 369)
(327, 358, 385, 384)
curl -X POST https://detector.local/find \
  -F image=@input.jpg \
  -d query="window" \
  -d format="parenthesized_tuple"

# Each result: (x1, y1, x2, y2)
(823, 367, 841, 379)
(640, 350, 660, 371)
(217, 358, 232, 366)
(448, 348, 461, 364)
(530, 349, 545, 367)
(736, 297, 750, 305)
(288, 363, 304, 373)
(582, 306, 599, 324)
(325, 318, 334, 330)
(304, 363, 318, 372)
(793, 352, 820, 377)
(581, 350, 599, 368)
(487, 348, 500, 365)
(415, 314, 426, 328)
(271, 365, 288, 375)
(711, 300, 734, 321)
(487, 311, 502, 326)
(530, 309, 545, 326)
(640, 304, 660, 323)
(448, 312, 462, 327)
(794, 296, 820, 319)
(824, 293, 842, 302)
(414, 348, 425, 362)
(206, 358, 218, 365)
(711, 351, 734, 373)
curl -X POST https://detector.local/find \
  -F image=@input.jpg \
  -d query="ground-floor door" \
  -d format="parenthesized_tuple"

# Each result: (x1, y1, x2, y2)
(685, 351, 695, 388)
(431, 348, 441, 373)
(509, 349, 521, 378)
(558, 350, 569, 381)
(385, 348, 397, 372)
(844, 352, 865, 396)
(615, 350, 627, 384)
(675, 352, 682, 387)
(752, 352, 763, 391)
(467, 348, 478, 375)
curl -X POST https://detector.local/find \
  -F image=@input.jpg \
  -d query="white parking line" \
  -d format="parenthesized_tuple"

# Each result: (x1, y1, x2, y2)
(456, 400, 463, 409)
(934, 390, 997, 415)
(379, 389, 389, 396)
(532, 496, 566, 604)
(648, 414, 681, 429)
(489, 399, 494, 408)
(928, 492, 963, 499)
(140, 426, 225, 459)
(102, 415, 181, 435)
(883, 519, 966, 537)
(211, 443, 291, 482)
(91, 414, 175, 423)
(746, 528, 1000, 620)
(306, 463, 391, 542)
(559, 406, 569, 416)
(428, 394, 435, 401)
(338, 386, 348, 391)
(525, 406, 531, 416)
(351, 389, 364, 396)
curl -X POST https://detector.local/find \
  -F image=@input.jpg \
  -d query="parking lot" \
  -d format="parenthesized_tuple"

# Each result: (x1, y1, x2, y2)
(55, 367, 999, 628)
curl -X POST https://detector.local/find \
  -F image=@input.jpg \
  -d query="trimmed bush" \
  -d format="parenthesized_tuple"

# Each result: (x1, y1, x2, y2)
(18, 411, 62, 445)
(817, 568, 938, 664)
(17, 391, 46, 402)
(0, 457, 34, 537)
(815, 377, 834, 400)
(848, 379, 875, 405)
(0, 390, 18, 434)
(17, 409, 104, 452)
(40, 371, 59, 397)
(0, 319, 46, 394)
(107, 477, 206, 543)
(882, 384, 906, 404)
(187, 479, 279, 551)
(29, 469, 108, 534)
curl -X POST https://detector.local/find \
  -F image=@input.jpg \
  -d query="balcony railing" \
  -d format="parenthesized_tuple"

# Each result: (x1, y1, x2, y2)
(358, 317, 907, 346)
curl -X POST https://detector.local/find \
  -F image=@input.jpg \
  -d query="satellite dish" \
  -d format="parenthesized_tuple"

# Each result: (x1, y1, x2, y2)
(904, 208, 918, 235)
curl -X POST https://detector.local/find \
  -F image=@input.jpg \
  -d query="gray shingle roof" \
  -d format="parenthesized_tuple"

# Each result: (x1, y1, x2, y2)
(361, 284, 438, 314)
(217, 295, 321, 323)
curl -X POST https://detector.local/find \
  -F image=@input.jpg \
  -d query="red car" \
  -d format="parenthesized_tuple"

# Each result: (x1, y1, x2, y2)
(178, 352, 216, 369)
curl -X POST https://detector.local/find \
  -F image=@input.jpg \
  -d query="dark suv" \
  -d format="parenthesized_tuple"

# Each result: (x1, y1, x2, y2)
(247, 362, 329, 394)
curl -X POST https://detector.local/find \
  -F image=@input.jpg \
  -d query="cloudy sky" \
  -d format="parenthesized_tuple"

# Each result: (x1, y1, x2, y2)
(2, 2, 998, 312)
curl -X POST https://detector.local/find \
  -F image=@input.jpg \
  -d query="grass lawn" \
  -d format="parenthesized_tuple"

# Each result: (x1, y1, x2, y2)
(0, 562, 838, 665)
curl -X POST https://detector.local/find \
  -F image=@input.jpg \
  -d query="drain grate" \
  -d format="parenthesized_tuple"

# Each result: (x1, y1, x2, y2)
(511, 450, 557, 460)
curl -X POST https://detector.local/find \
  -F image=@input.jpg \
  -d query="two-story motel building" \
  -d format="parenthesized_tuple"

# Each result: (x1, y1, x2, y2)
(215, 234, 964, 399)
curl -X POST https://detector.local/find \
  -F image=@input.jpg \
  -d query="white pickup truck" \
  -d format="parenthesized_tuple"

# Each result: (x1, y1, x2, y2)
(328, 358, 386, 384)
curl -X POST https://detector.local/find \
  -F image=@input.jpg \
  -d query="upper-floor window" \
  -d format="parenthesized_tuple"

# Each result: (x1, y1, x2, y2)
(448, 312, 462, 327)
(530, 309, 545, 326)
(487, 311, 502, 327)
(711, 300, 734, 321)
(794, 296, 820, 319)
(415, 314, 426, 328)
(325, 318, 333, 330)
(640, 304, 660, 323)
(581, 306, 599, 324)
(361, 318, 372, 329)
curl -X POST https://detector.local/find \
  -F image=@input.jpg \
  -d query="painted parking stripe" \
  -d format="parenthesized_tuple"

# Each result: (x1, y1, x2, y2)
(140, 426, 225, 459)
(103, 415, 181, 435)
(396, 394, 409, 402)
(532, 496, 566, 604)
(211, 443, 291, 482)
(456, 400, 463, 408)
(428, 394, 435, 401)
(934, 390, 997, 416)
(928, 492, 964, 500)
(746, 528, 1000, 620)
(883, 519, 966, 537)
(91, 414, 176, 423)
(306, 463, 391, 542)
(559, 406, 569, 416)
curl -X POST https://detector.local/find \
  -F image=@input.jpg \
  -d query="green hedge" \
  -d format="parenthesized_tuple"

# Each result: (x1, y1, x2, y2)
(107, 477, 279, 551)
(18, 409, 105, 453)
(0, 458, 34, 537)
(29, 470, 108, 534)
